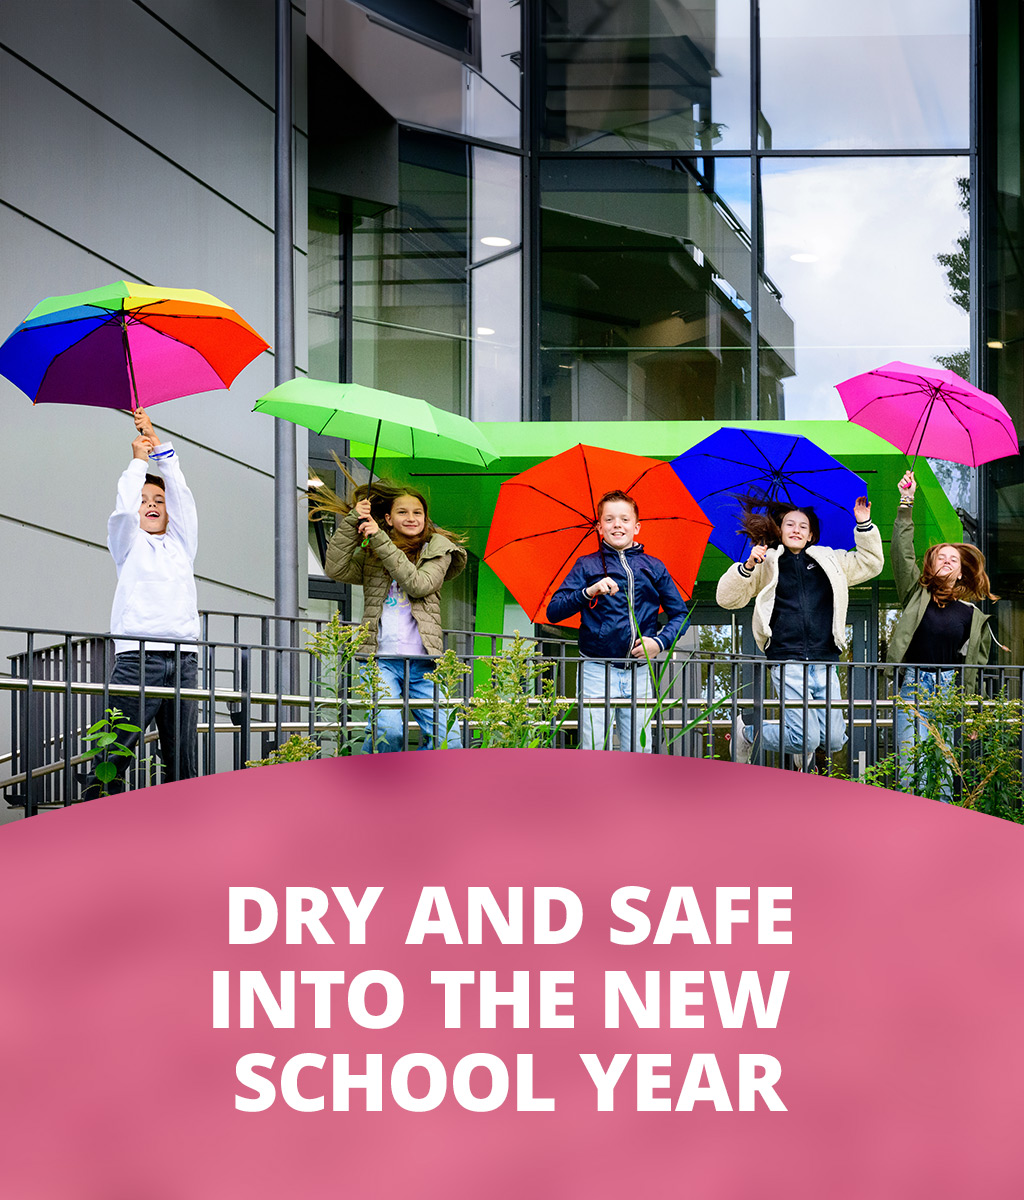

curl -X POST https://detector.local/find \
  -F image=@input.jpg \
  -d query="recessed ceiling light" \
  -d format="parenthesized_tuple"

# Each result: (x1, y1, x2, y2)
(790, 252, 819, 263)
(476, 327, 495, 336)
(481, 236, 512, 247)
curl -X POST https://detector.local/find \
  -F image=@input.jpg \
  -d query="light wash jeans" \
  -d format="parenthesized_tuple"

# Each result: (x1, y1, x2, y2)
(741, 662, 847, 758)
(579, 659, 653, 752)
(364, 658, 463, 753)
(896, 667, 956, 801)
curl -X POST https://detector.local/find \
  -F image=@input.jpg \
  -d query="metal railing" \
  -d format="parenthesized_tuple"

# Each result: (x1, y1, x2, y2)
(2, 617, 1022, 817)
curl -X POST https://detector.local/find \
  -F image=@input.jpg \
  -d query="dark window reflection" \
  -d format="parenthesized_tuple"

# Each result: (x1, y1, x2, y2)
(540, 157, 772, 421)
(542, 0, 749, 152)
(353, 132, 469, 413)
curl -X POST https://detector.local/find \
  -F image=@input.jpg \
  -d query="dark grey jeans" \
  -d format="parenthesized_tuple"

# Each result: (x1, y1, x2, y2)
(85, 650, 198, 797)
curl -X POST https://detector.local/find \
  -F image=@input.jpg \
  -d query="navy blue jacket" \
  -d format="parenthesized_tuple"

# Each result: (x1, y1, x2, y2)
(547, 543, 688, 660)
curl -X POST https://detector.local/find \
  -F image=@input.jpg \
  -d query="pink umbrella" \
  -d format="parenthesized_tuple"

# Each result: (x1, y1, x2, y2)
(835, 361, 1018, 466)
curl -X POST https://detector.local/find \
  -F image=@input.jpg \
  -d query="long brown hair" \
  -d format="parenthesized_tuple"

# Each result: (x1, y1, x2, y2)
(920, 542, 997, 605)
(309, 456, 464, 562)
(736, 496, 820, 549)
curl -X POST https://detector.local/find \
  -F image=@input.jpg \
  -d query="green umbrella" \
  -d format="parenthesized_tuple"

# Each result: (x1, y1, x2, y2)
(253, 377, 498, 475)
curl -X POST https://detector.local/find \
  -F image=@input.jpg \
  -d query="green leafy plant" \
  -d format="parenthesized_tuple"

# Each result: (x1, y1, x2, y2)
(456, 634, 573, 749)
(246, 734, 321, 768)
(80, 706, 140, 797)
(305, 613, 374, 757)
(845, 683, 1024, 823)
(425, 648, 472, 749)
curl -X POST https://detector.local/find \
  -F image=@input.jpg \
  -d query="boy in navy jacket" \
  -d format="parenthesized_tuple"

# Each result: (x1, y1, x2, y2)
(548, 490, 687, 751)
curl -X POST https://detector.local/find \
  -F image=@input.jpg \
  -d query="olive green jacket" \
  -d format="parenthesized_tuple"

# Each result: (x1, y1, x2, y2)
(886, 505, 992, 669)
(325, 511, 467, 656)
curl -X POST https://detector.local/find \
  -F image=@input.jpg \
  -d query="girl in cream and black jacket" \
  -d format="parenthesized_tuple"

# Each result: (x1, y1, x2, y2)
(717, 498, 883, 769)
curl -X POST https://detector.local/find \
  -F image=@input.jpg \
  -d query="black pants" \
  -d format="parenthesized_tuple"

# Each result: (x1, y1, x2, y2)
(85, 651, 198, 797)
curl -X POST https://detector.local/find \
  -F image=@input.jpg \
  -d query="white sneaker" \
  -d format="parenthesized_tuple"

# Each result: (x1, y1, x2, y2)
(794, 750, 816, 772)
(732, 717, 753, 764)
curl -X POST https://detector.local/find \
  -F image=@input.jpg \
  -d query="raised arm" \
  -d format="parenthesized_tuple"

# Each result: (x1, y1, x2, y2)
(107, 436, 150, 567)
(148, 440, 198, 560)
(890, 472, 921, 604)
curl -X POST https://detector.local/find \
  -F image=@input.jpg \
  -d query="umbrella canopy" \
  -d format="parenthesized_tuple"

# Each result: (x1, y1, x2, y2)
(835, 361, 1018, 466)
(0, 281, 268, 409)
(253, 378, 497, 470)
(484, 444, 712, 628)
(670, 427, 868, 563)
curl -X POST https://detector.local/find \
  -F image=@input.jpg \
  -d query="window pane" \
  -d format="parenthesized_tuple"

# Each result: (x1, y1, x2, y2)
(542, 0, 750, 152)
(759, 0, 969, 150)
(352, 132, 469, 413)
(308, 193, 343, 383)
(540, 156, 758, 420)
(760, 157, 970, 421)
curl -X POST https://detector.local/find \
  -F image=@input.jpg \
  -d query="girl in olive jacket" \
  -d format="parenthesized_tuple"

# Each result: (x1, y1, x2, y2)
(888, 470, 996, 795)
(325, 481, 466, 752)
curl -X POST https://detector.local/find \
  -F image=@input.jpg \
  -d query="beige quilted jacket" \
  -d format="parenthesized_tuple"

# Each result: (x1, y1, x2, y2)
(325, 511, 467, 656)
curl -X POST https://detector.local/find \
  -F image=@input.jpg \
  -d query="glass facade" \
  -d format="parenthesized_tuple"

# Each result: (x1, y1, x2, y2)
(539, 156, 758, 421)
(982, 1, 1024, 635)
(349, 131, 522, 420)
(308, 0, 1024, 639)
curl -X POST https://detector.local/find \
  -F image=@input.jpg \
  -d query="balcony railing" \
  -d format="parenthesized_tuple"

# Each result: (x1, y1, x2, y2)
(2, 616, 1022, 817)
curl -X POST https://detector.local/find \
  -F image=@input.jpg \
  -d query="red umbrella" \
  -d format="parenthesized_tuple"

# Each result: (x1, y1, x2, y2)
(484, 444, 712, 627)
(835, 361, 1018, 466)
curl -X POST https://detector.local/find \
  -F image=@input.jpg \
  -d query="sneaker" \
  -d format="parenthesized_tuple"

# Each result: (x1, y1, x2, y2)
(793, 751, 816, 772)
(732, 717, 753, 764)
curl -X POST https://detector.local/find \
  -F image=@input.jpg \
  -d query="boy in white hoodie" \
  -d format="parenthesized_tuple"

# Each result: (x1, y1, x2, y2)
(84, 407, 200, 796)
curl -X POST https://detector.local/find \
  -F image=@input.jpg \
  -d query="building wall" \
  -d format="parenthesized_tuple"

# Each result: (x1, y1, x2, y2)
(0, 0, 309, 668)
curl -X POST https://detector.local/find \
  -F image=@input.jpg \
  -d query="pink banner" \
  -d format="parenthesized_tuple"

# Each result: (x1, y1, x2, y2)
(0, 752, 1022, 1198)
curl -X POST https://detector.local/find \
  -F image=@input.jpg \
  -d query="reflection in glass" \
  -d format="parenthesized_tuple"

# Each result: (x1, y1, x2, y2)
(982, 1, 1024, 608)
(760, 157, 969, 421)
(471, 251, 521, 422)
(352, 132, 469, 413)
(472, 148, 521, 263)
(759, 0, 969, 149)
(542, 0, 749, 152)
(308, 192, 343, 382)
(540, 157, 770, 420)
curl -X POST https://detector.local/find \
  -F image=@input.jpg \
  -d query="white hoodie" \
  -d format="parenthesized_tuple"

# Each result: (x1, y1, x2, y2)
(107, 440, 199, 655)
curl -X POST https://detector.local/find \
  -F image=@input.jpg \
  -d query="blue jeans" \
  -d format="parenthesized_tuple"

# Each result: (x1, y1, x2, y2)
(743, 663, 846, 757)
(897, 668, 956, 800)
(364, 658, 463, 753)
(579, 659, 653, 752)
(85, 650, 198, 797)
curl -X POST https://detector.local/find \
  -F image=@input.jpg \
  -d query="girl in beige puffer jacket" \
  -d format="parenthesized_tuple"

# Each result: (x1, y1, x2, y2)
(324, 481, 466, 752)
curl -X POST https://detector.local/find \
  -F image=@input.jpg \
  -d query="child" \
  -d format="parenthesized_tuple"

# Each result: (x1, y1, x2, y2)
(547, 489, 688, 752)
(84, 407, 199, 796)
(325, 481, 467, 752)
(889, 470, 996, 796)
(716, 497, 882, 769)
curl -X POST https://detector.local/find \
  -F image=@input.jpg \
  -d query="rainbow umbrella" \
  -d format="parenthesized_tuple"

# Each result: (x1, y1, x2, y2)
(0, 281, 269, 410)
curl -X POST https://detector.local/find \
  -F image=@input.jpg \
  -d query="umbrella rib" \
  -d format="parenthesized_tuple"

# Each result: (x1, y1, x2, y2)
(124, 316, 235, 385)
(536, 528, 604, 621)
(27, 319, 128, 405)
(486, 520, 594, 555)
(498, 481, 596, 524)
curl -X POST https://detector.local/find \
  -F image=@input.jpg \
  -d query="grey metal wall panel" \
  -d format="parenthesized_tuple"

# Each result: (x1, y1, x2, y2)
(1, 56, 277, 333)
(0, 8, 276, 226)
(137, 0, 308, 132)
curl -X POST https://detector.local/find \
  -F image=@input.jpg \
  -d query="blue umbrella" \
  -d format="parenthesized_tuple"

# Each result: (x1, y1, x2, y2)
(670, 428, 868, 562)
